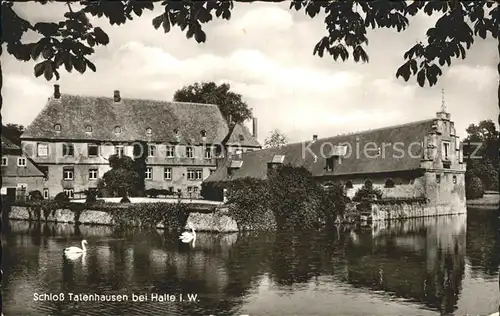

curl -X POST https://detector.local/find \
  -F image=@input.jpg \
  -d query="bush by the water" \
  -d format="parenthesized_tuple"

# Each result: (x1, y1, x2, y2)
(225, 177, 275, 231)
(222, 164, 348, 231)
(107, 202, 188, 230)
(352, 180, 383, 202)
(466, 171, 484, 199)
(16, 200, 188, 230)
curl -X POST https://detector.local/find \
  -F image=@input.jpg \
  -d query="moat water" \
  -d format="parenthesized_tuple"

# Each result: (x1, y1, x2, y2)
(2, 208, 499, 316)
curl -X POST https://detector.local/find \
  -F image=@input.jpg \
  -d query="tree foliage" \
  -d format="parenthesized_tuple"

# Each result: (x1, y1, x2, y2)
(463, 119, 500, 191)
(465, 170, 485, 199)
(4, 1, 497, 90)
(102, 154, 140, 198)
(173, 82, 252, 124)
(264, 130, 288, 148)
(352, 180, 384, 202)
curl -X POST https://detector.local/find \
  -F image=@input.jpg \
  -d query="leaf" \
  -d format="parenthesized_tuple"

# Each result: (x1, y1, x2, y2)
(86, 58, 96, 72)
(43, 61, 53, 81)
(194, 29, 206, 43)
(31, 39, 48, 60)
(416, 69, 426, 87)
(72, 56, 87, 74)
(410, 59, 417, 74)
(64, 53, 73, 72)
(93, 27, 109, 45)
(87, 36, 96, 47)
(34, 22, 59, 37)
(162, 13, 171, 33)
(152, 14, 163, 29)
(395, 60, 411, 81)
(34, 61, 46, 77)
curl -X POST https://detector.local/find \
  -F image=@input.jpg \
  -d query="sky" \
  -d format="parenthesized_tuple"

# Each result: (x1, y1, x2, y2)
(1, 2, 498, 144)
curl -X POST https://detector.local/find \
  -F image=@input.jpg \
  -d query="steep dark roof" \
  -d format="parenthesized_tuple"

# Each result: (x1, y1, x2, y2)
(21, 94, 259, 146)
(1, 135, 45, 178)
(1, 135, 21, 152)
(225, 123, 261, 147)
(205, 119, 436, 182)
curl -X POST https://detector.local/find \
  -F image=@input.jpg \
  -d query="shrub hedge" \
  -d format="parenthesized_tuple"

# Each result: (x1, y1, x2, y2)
(14, 200, 189, 231)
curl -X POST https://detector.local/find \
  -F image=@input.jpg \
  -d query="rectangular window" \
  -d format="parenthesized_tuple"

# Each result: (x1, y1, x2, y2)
(17, 157, 26, 167)
(88, 144, 99, 157)
(209, 169, 215, 175)
(186, 147, 193, 158)
(145, 167, 153, 180)
(164, 167, 172, 180)
(37, 143, 49, 156)
(166, 146, 175, 158)
(187, 169, 203, 180)
(193, 187, 198, 193)
(204, 147, 212, 159)
(88, 168, 98, 180)
(436, 174, 441, 184)
(63, 143, 74, 156)
(187, 186, 193, 193)
(43, 188, 49, 199)
(442, 141, 450, 160)
(64, 188, 74, 199)
(115, 145, 124, 157)
(1, 156, 7, 166)
(148, 145, 156, 157)
(195, 169, 203, 180)
(453, 175, 457, 184)
(63, 168, 74, 180)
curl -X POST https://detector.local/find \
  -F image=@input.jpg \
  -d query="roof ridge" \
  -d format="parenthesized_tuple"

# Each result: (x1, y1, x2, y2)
(280, 118, 436, 147)
(56, 93, 220, 108)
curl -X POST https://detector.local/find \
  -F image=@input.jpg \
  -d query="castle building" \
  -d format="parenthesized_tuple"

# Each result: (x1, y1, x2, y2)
(205, 107, 467, 214)
(1, 135, 46, 200)
(19, 85, 261, 199)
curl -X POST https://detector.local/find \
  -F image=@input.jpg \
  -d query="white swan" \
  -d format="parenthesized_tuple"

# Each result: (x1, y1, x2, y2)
(179, 224, 196, 247)
(64, 240, 88, 255)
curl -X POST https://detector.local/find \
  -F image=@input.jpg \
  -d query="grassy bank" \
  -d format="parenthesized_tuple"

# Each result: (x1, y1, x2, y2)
(466, 192, 500, 208)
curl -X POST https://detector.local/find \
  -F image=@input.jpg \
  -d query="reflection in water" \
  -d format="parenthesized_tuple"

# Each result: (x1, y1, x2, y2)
(2, 210, 500, 316)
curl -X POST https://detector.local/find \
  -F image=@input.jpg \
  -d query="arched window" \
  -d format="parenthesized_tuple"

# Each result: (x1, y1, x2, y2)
(85, 125, 92, 133)
(238, 134, 244, 141)
(345, 180, 353, 189)
(364, 180, 373, 189)
(146, 127, 152, 135)
(201, 130, 207, 137)
(385, 178, 395, 188)
(114, 126, 121, 134)
(54, 124, 61, 131)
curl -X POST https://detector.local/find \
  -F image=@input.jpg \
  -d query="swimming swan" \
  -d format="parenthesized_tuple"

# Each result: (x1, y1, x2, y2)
(64, 240, 88, 254)
(179, 224, 196, 247)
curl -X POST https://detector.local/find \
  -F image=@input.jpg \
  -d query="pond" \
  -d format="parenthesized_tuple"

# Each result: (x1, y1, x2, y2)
(2, 208, 499, 316)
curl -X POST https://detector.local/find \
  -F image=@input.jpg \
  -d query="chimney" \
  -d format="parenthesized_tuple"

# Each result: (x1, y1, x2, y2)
(53, 84, 61, 99)
(113, 90, 121, 102)
(252, 117, 258, 139)
(312, 135, 318, 142)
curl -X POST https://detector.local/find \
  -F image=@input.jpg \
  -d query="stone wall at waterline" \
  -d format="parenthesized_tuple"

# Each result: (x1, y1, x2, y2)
(8, 206, 238, 233)
(370, 201, 466, 221)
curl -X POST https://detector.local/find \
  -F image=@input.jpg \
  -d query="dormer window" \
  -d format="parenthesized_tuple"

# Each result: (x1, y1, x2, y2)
(85, 125, 92, 133)
(146, 127, 152, 135)
(54, 124, 61, 132)
(114, 126, 122, 134)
